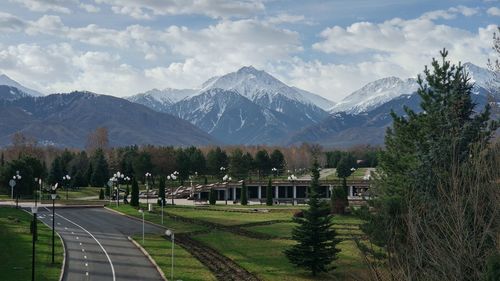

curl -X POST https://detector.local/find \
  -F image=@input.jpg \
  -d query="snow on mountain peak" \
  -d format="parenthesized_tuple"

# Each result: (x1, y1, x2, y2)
(463, 62, 499, 90)
(201, 66, 335, 110)
(330, 76, 419, 114)
(0, 74, 44, 97)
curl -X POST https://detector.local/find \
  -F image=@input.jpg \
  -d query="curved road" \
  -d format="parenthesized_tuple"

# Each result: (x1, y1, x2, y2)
(37, 207, 164, 281)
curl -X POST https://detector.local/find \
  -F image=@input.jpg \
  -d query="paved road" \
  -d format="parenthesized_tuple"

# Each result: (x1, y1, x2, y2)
(36, 207, 164, 281)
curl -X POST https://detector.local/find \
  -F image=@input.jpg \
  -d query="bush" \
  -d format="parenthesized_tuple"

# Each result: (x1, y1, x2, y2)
(241, 181, 248, 205)
(209, 189, 216, 205)
(99, 188, 104, 200)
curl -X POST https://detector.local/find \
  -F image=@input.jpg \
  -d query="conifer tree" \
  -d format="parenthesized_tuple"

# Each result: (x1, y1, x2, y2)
(90, 148, 109, 187)
(130, 178, 139, 207)
(209, 189, 216, 205)
(240, 181, 248, 205)
(99, 188, 104, 200)
(364, 50, 499, 280)
(158, 176, 166, 205)
(285, 160, 340, 275)
(266, 178, 273, 206)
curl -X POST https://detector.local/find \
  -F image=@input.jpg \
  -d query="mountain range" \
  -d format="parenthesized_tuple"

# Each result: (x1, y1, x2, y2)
(0, 62, 498, 148)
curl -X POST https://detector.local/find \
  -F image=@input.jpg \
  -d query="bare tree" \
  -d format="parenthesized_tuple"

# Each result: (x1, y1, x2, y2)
(86, 127, 109, 151)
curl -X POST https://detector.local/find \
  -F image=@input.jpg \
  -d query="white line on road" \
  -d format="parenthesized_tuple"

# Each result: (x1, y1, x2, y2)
(55, 212, 116, 281)
(84, 255, 87, 259)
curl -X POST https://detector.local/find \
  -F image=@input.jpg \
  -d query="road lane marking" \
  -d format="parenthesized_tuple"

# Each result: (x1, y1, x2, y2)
(55, 212, 116, 281)
(84, 255, 87, 259)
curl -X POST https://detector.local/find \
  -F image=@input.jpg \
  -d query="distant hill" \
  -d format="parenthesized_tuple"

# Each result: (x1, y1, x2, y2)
(0, 91, 217, 148)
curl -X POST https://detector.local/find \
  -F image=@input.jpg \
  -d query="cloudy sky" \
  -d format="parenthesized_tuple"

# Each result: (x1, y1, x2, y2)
(0, 0, 498, 101)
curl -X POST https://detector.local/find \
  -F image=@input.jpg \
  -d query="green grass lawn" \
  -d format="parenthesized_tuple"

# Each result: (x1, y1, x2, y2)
(109, 204, 207, 233)
(164, 207, 296, 226)
(133, 234, 216, 281)
(0, 207, 63, 281)
(193, 230, 368, 281)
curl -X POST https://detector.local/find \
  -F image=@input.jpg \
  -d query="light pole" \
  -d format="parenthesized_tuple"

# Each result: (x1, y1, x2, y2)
(62, 175, 71, 200)
(161, 198, 164, 225)
(50, 183, 58, 264)
(113, 172, 125, 207)
(145, 172, 152, 209)
(11, 171, 21, 199)
(124, 176, 130, 204)
(31, 205, 37, 281)
(220, 166, 225, 180)
(223, 174, 232, 205)
(165, 229, 175, 281)
(272, 167, 278, 178)
(288, 174, 297, 205)
(34, 178, 41, 208)
(167, 171, 178, 205)
(138, 209, 145, 244)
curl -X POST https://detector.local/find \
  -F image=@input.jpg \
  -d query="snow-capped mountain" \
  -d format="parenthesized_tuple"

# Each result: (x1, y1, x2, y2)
(201, 66, 335, 110)
(0, 74, 44, 97)
(329, 77, 419, 114)
(128, 66, 333, 144)
(330, 62, 498, 115)
(127, 88, 196, 112)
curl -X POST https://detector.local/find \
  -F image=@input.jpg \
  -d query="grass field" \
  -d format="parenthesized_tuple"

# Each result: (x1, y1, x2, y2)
(133, 234, 216, 281)
(164, 207, 296, 226)
(193, 230, 368, 281)
(0, 207, 63, 281)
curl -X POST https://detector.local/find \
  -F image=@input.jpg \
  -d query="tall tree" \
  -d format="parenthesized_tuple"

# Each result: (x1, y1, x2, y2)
(90, 148, 109, 187)
(158, 176, 166, 205)
(285, 160, 340, 275)
(48, 157, 63, 185)
(254, 150, 270, 178)
(229, 149, 248, 180)
(130, 178, 139, 207)
(266, 178, 273, 206)
(240, 181, 248, 205)
(363, 50, 499, 280)
(270, 149, 286, 175)
(334, 153, 356, 213)
(206, 147, 228, 178)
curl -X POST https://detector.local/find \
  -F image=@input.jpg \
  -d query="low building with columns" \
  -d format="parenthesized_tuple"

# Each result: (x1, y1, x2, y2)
(167, 178, 371, 205)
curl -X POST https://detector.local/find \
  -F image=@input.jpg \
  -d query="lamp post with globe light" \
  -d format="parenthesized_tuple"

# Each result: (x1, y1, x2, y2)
(167, 171, 179, 205)
(31, 204, 37, 281)
(165, 229, 175, 281)
(288, 174, 297, 205)
(145, 172, 152, 208)
(11, 171, 21, 199)
(138, 209, 145, 244)
(62, 175, 71, 200)
(223, 174, 232, 205)
(50, 183, 58, 264)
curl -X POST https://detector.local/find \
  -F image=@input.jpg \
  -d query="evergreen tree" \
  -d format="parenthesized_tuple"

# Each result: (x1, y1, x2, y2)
(270, 149, 286, 175)
(209, 189, 216, 205)
(229, 149, 248, 180)
(266, 178, 273, 206)
(0, 152, 4, 167)
(48, 157, 63, 185)
(364, 50, 499, 280)
(130, 178, 139, 207)
(240, 181, 248, 205)
(90, 149, 109, 187)
(334, 154, 355, 214)
(285, 160, 340, 275)
(99, 188, 104, 200)
(255, 150, 270, 178)
(158, 176, 166, 205)
(206, 147, 228, 177)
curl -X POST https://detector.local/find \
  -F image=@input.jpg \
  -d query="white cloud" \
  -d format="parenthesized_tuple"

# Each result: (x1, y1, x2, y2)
(94, 0, 265, 19)
(80, 3, 100, 13)
(0, 12, 27, 32)
(266, 13, 308, 25)
(9, 0, 75, 14)
(487, 7, 500, 16)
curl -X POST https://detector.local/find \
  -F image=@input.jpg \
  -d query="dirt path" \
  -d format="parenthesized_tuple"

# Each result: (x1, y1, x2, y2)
(176, 234, 261, 281)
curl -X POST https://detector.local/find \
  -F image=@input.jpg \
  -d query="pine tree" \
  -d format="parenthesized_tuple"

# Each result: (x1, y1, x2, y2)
(334, 154, 355, 214)
(130, 178, 139, 207)
(48, 157, 63, 185)
(285, 160, 340, 276)
(158, 176, 166, 205)
(266, 178, 273, 206)
(364, 50, 499, 280)
(240, 181, 248, 205)
(90, 149, 109, 187)
(209, 189, 216, 205)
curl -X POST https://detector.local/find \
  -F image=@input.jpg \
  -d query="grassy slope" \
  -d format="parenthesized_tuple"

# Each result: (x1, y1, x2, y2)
(0, 207, 63, 281)
(133, 234, 216, 281)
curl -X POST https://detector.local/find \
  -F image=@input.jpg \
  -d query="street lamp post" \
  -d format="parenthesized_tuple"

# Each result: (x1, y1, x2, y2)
(124, 176, 130, 204)
(165, 229, 175, 281)
(167, 171, 178, 205)
(288, 174, 297, 206)
(223, 174, 232, 205)
(62, 175, 71, 200)
(161, 198, 164, 225)
(31, 205, 38, 281)
(138, 209, 145, 244)
(50, 183, 58, 264)
(272, 167, 278, 178)
(11, 171, 21, 200)
(145, 172, 152, 209)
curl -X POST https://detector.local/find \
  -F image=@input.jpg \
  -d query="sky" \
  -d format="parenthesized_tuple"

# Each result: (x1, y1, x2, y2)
(0, 0, 498, 102)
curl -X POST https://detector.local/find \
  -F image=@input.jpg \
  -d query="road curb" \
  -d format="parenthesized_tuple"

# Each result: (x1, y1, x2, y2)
(128, 236, 168, 281)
